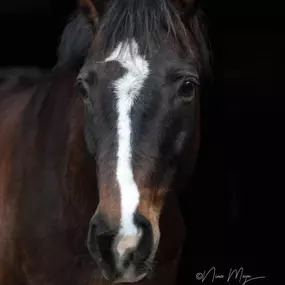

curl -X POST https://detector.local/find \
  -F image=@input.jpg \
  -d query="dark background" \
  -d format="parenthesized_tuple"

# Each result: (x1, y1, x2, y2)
(0, 0, 283, 284)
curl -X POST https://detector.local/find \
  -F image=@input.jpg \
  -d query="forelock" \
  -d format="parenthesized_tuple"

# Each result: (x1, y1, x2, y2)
(97, 0, 188, 56)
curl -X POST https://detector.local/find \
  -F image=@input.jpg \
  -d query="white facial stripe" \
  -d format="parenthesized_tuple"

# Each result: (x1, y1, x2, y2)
(105, 39, 150, 236)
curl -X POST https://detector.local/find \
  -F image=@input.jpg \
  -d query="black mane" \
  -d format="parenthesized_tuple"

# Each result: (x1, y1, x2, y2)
(98, 0, 187, 55)
(56, 0, 211, 74)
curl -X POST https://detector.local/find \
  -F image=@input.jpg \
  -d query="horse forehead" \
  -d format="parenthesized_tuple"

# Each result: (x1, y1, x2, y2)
(104, 39, 149, 76)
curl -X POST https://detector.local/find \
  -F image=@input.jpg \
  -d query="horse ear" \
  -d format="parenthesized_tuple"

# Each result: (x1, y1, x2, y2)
(177, 0, 212, 78)
(78, 0, 107, 30)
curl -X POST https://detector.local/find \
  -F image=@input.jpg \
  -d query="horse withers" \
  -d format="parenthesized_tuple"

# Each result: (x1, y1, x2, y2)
(0, 0, 210, 284)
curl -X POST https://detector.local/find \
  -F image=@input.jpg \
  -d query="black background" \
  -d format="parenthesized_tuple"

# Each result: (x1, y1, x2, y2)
(0, 0, 284, 284)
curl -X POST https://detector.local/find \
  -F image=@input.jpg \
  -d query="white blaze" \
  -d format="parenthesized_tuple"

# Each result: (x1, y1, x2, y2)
(105, 39, 150, 236)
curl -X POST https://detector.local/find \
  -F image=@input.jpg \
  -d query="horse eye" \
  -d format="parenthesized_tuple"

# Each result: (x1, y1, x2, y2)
(179, 78, 196, 98)
(76, 79, 88, 98)
(76, 71, 97, 98)
(85, 71, 97, 86)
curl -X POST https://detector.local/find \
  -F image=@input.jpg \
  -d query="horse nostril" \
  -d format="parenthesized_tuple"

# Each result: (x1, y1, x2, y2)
(123, 252, 132, 269)
(96, 232, 115, 263)
(134, 212, 153, 263)
(87, 213, 117, 281)
(87, 223, 98, 259)
(89, 214, 116, 261)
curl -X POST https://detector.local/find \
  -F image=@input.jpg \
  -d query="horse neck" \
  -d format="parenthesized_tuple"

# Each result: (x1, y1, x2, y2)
(50, 68, 99, 221)
(63, 93, 99, 222)
(13, 68, 99, 229)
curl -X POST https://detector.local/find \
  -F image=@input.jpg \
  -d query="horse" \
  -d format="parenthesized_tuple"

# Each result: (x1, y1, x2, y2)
(0, 0, 210, 284)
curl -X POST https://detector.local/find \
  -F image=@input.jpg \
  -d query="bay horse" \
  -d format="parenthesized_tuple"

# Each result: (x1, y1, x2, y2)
(0, 0, 210, 284)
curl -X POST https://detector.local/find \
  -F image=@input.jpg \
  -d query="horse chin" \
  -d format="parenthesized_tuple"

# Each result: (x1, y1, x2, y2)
(113, 267, 147, 283)
(111, 250, 157, 283)
(114, 274, 147, 283)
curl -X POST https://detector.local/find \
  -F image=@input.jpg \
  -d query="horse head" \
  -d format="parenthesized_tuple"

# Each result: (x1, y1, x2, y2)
(72, 0, 210, 283)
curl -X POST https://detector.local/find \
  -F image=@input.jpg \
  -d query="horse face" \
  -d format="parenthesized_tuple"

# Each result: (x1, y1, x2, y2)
(77, 0, 204, 283)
